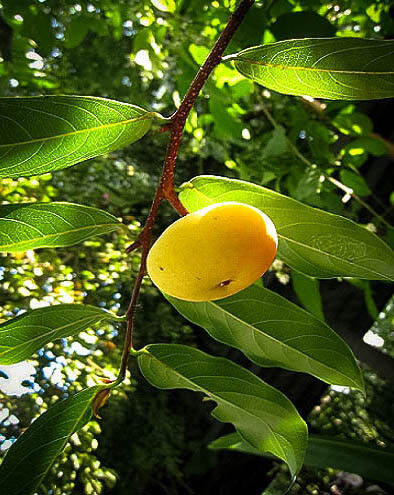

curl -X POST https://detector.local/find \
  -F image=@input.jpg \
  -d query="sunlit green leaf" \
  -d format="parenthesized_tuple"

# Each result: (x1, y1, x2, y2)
(0, 202, 125, 252)
(138, 344, 307, 477)
(209, 432, 394, 485)
(332, 111, 373, 136)
(179, 175, 394, 281)
(0, 304, 123, 364)
(229, 38, 394, 100)
(151, 0, 176, 13)
(0, 386, 102, 495)
(0, 96, 163, 178)
(166, 284, 363, 391)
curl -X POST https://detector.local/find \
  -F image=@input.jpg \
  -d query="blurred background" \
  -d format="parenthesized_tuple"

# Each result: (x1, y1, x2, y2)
(0, 0, 393, 493)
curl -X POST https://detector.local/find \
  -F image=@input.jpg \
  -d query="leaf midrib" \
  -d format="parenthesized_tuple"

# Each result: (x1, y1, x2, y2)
(233, 58, 394, 76)
(0, 390, 96, 491)
(0, 314, 106, 361)
(199, 299, 361, 389)
(0, 221, 122, 250)
(0, 113, 154, 149)
(144, 349, 297, 448)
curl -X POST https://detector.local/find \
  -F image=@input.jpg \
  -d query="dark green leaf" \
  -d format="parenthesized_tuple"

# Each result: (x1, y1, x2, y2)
(179, 175, 394, 281)
(209, 433, 394, 486)
(262, 125, 288, 159)
(271, 12, 336, 40)
(166, 284, 363, 391)
(342, 136, 387, 168)
(340, 169, 372, 197)
(64, 16, 90, 48)
(0, 386, 102, 495)
(138, 344, 307, 476)
(230, 38, 394, 100)
(0, 96, 162, 178)
(292, 271, 325, 321)
(0, 202, 125, 252)
(0, 304, 123, 364)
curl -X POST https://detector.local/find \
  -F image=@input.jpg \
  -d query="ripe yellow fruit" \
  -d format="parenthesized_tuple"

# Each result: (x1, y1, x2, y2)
(147, 202, 278, 302)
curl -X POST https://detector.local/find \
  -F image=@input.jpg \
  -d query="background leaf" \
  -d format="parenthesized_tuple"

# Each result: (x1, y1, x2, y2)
(209, 432, 394, 486)
(0, 386, 102, 495)
(179, 175, 394, 281)
(166, 284, 363, 391)
(0, 304, 123, 364)
(339, 169, 372, 196)
(291, 271, 325, 321)
(0, 202, 125, 252)
(230, 38, 394, 100)
(138, 343, 307, 477)
(0, 95, 162, 178)
(270, 12, 336, 40)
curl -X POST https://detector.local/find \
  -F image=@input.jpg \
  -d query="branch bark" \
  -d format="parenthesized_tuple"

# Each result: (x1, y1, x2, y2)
(117, 0, 255, 382)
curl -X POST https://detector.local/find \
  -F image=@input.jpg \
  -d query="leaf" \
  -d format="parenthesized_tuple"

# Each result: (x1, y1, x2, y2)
(0, 95, 162, 178)
(229, 38, 394, 100)
(0, 202, 125, 252)
(0, 304, 123, 364)
(179, 175, 394, 281)
(166, 284, 363, 391)
(332, 111, 373, 136)
(262, 125, 288, 159)
(138, 344, 307, 477)
(64, 15, 90, 48)
(271, 12, 336, 40)
(189, 43, 210, 65)
(291, 271, 325, 321)
(339, 169, 372, 196)
(209, 432, 394, 486)
(0, 386, 102, 495)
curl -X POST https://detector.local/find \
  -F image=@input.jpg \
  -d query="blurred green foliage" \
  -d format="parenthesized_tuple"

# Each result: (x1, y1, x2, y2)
(0, 0, 393, 493)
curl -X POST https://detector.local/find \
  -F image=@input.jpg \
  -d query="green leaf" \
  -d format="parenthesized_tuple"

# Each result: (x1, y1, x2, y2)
(229, 38, 394, 100)
(209, 433, 394, 486)
(138, 344, 307, 477)
(0, 202, 125, 252)
(189, 43, 210, 65)
(0, 95, 162, 178)
(339, 169, 372, 196)
(179, 175, 394, 281)
(0, 386, 102, 495)
(166, 284, 363, 391)
(262, 125, 288, 159)
(0, 304, 123, 364)
(292, 271, 325, 321)
(271, 12, 336, 40)
(64, 15, 90, 49)
(332, 111, 373, 136)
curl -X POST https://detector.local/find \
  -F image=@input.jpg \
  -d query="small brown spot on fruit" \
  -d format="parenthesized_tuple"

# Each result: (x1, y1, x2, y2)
(159, 266, 164, 271)
(219, 279, 233, 287)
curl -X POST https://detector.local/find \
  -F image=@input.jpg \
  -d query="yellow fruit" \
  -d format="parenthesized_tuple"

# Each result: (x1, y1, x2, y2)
(147, 202, 278, 302)
(147, 202, 278, 301)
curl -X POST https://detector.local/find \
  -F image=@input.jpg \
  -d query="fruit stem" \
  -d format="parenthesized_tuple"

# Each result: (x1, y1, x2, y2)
(118, 0, 255, 382)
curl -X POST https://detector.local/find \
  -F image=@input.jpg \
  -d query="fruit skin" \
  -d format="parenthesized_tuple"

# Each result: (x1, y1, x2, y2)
(147, 202, 278, 302)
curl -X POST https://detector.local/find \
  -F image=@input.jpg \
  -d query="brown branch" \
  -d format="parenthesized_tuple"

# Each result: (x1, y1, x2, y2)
(117, 0, 255, 382)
